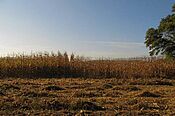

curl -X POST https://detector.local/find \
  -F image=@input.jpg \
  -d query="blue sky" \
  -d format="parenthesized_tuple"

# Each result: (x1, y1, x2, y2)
(0, 0, 174, 58)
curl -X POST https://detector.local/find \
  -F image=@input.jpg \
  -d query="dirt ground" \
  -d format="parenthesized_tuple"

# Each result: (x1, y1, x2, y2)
(0, 77, 175, 116)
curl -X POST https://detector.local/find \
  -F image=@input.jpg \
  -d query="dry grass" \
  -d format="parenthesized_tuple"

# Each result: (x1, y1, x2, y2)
(0, 77, 175, 115)
(0, 52, 174, 79)
(0, 52, 175, 115)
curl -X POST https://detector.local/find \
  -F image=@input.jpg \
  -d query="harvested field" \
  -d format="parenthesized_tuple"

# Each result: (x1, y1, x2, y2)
(0, 77, 175, 115)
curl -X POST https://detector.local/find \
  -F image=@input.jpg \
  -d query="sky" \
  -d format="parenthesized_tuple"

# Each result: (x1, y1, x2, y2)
(0, 0, 175, 58)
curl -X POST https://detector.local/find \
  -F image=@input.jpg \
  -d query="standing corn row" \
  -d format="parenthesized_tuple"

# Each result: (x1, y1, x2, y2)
(0, 52, 174, 79)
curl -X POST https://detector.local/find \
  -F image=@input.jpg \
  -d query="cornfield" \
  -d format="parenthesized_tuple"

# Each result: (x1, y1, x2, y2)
(0, 52, 174, 79)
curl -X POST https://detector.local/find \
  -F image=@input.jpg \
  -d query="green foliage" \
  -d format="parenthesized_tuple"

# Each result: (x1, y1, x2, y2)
(172, 4, 175, 13)
(145, 4, 175, 59)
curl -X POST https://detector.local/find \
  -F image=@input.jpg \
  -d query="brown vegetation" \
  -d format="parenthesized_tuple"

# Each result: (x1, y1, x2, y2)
(0, 52, 174, 79)
(0, 52, 175, 115)
(0, 78, 175, 115)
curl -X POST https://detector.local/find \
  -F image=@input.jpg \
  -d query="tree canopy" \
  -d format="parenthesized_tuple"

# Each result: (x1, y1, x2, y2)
(145, 4, 175, 59)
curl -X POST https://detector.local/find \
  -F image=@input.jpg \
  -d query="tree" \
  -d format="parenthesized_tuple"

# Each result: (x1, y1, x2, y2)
(172, 3, 175, 12)
(145, 4, 175, 59)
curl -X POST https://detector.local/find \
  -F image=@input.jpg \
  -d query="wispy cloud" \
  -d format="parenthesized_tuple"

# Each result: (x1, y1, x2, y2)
(81, 41, 145, 48)
(74, 40, 148, 58)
